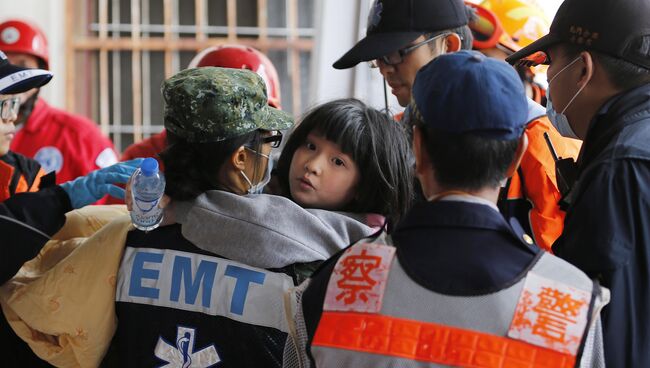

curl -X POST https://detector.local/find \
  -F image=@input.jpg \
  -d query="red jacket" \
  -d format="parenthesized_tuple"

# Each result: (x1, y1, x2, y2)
(11, 99, 117, 184)
(120, 129, 167, 170)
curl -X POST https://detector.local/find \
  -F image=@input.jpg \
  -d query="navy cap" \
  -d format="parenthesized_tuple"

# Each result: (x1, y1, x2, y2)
(0, 50, 52, 95)
(333, 0, 468, 69)
(410, 50, 528, 140)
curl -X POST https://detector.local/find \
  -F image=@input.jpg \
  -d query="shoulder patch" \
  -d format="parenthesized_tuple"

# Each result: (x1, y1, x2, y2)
(323, 242, 395, 313)
(95, 147, 118, 168)
(508, 272, 591, 355)
(34, 146, 63, 173)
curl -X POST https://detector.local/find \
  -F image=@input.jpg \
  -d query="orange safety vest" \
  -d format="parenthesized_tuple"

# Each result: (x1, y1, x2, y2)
(500, 116, 582, 252)
(0, 152, 46, 202)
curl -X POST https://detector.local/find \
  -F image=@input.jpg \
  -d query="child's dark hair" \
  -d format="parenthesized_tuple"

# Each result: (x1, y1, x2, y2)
(160, 130, 263, 201)
(276, 98, 413, 223)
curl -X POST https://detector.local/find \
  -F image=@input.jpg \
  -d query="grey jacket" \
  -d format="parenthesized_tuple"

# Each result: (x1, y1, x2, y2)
(172, 190, 381, 269)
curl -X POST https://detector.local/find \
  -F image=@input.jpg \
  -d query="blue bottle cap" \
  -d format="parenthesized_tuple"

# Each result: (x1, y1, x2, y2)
(140, 157, 159, 176)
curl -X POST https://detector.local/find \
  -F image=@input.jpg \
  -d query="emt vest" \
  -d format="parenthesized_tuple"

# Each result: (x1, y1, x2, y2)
(108, 224, 296, 367)
(310, 239, 608, 368)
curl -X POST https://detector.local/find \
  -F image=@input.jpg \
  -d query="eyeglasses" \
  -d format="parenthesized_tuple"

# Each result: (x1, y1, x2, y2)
(0, 96, 20, 120)
(369, 33, 452, 68)
(263, 131, 283, 148)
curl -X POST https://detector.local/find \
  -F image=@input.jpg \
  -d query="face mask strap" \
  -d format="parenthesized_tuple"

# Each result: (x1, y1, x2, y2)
(548, 56, 581, 85)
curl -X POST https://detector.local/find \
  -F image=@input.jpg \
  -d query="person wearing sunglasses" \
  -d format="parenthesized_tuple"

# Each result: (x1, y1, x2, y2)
(467, 1, 583, 253)
(333, 0, 473, 110)
(0, 50, 52, 202)
(506, 0, 650, 366)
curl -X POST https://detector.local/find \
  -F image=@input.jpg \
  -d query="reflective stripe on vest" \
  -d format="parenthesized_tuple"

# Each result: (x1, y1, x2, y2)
(116, 246, 294, 332)
(312, 241, 602, 367)
(314, 311, 575, 368)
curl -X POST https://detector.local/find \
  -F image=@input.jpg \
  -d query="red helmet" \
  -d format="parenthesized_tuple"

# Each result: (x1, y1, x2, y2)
(189, 45, 282, 109)
(0, 19, 49, 69)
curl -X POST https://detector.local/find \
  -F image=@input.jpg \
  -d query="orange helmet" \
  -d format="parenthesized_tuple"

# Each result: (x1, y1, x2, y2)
(479, 0, 550, 49)
(188, 45, 282, 109)
(466, 2, 520, 53)
(0, 19, 49, 69)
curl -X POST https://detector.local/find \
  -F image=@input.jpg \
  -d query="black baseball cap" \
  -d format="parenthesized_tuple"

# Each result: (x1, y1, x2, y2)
(506, 0, 650, 70)
(0, 50, 52, 94)
(333, 0, 468, 69)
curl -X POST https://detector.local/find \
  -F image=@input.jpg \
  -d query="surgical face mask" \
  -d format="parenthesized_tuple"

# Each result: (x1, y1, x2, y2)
(546, 57, 586, 139)
(240, 148, 272, 194)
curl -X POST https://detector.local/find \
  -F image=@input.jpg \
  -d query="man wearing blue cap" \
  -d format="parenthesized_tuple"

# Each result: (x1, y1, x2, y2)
(284, 51, 607, 368)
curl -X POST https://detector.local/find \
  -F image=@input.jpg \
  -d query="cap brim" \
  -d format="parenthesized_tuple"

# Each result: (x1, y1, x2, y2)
(505, 34, 561, 65)
(256, 105, 294, 132)
(333, 32, 422, 69)
(0, 64, 53, 94)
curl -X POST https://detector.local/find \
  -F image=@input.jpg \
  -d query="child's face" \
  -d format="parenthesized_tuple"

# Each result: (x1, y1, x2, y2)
(0, 94, 20, 156)
(289, 132, 360, 210)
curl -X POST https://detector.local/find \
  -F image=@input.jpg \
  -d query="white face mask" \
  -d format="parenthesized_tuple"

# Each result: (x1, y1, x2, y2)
(240, 149, 272, 195)
(546, 56, 587, 139)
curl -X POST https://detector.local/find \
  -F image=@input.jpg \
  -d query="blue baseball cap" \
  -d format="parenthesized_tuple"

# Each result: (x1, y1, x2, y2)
(410, 50, 528, 140)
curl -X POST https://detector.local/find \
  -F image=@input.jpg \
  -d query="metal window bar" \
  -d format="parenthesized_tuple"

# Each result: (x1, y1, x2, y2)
(67, 0, 314, 152)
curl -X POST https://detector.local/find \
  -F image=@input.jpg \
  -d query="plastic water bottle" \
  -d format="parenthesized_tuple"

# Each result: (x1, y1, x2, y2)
(130, 158, 166, 231)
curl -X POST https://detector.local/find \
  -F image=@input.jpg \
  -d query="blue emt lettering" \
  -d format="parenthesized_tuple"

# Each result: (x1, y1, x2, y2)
(116, 247, 292, 332)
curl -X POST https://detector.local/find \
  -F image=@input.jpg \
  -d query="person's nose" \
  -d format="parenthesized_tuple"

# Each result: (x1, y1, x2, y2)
(304, 155, 323, 176)
(377, 60, 395, 77)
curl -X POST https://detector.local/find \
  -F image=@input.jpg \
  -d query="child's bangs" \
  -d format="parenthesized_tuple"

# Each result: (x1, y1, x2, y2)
(312, 115, 367, 162)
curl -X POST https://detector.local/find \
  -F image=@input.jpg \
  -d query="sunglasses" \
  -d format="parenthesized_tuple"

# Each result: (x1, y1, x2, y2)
(369, 33, 452, 68)
(0, 96, 20, 120)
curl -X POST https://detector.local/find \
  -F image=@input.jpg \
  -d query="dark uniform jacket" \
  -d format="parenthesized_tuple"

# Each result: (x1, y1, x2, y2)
(554, 83, 650, 368)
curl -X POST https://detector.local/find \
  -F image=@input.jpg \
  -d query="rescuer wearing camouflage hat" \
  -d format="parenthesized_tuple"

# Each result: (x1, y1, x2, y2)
(162, 66, 292, 143)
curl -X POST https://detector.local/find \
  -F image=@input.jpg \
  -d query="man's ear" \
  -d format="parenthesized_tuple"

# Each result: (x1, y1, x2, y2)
(505, 132, 529, 178)
(413, 126, 430, 177)
(578, 51, 595, 90)
(230, 146, 249, 171)
(444, 33, 462, 53)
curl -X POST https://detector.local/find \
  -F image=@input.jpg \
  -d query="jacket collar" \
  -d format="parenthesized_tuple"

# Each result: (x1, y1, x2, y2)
(579, 83, 650, 172)
(396, 200, 523, 241)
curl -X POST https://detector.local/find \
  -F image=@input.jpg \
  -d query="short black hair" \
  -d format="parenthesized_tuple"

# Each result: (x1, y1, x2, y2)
(415, 124, 520, 191)
(277, 98, 413, 223)
(161, 130, 263, 201)
(560, 43, 650, 91)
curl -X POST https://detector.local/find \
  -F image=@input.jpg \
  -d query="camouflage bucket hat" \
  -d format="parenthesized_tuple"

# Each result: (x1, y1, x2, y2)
(162, 67, 293, 142)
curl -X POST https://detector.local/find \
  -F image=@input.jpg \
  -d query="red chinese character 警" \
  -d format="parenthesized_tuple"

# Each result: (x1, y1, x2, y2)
(531, 287, 586, 343)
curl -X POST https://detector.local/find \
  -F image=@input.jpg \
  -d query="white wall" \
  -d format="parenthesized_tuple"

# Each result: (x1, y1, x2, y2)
(0, 0, 66, 109)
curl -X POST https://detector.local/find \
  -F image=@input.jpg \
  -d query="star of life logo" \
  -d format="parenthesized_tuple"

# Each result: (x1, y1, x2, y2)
(155, 326, 220, 368)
